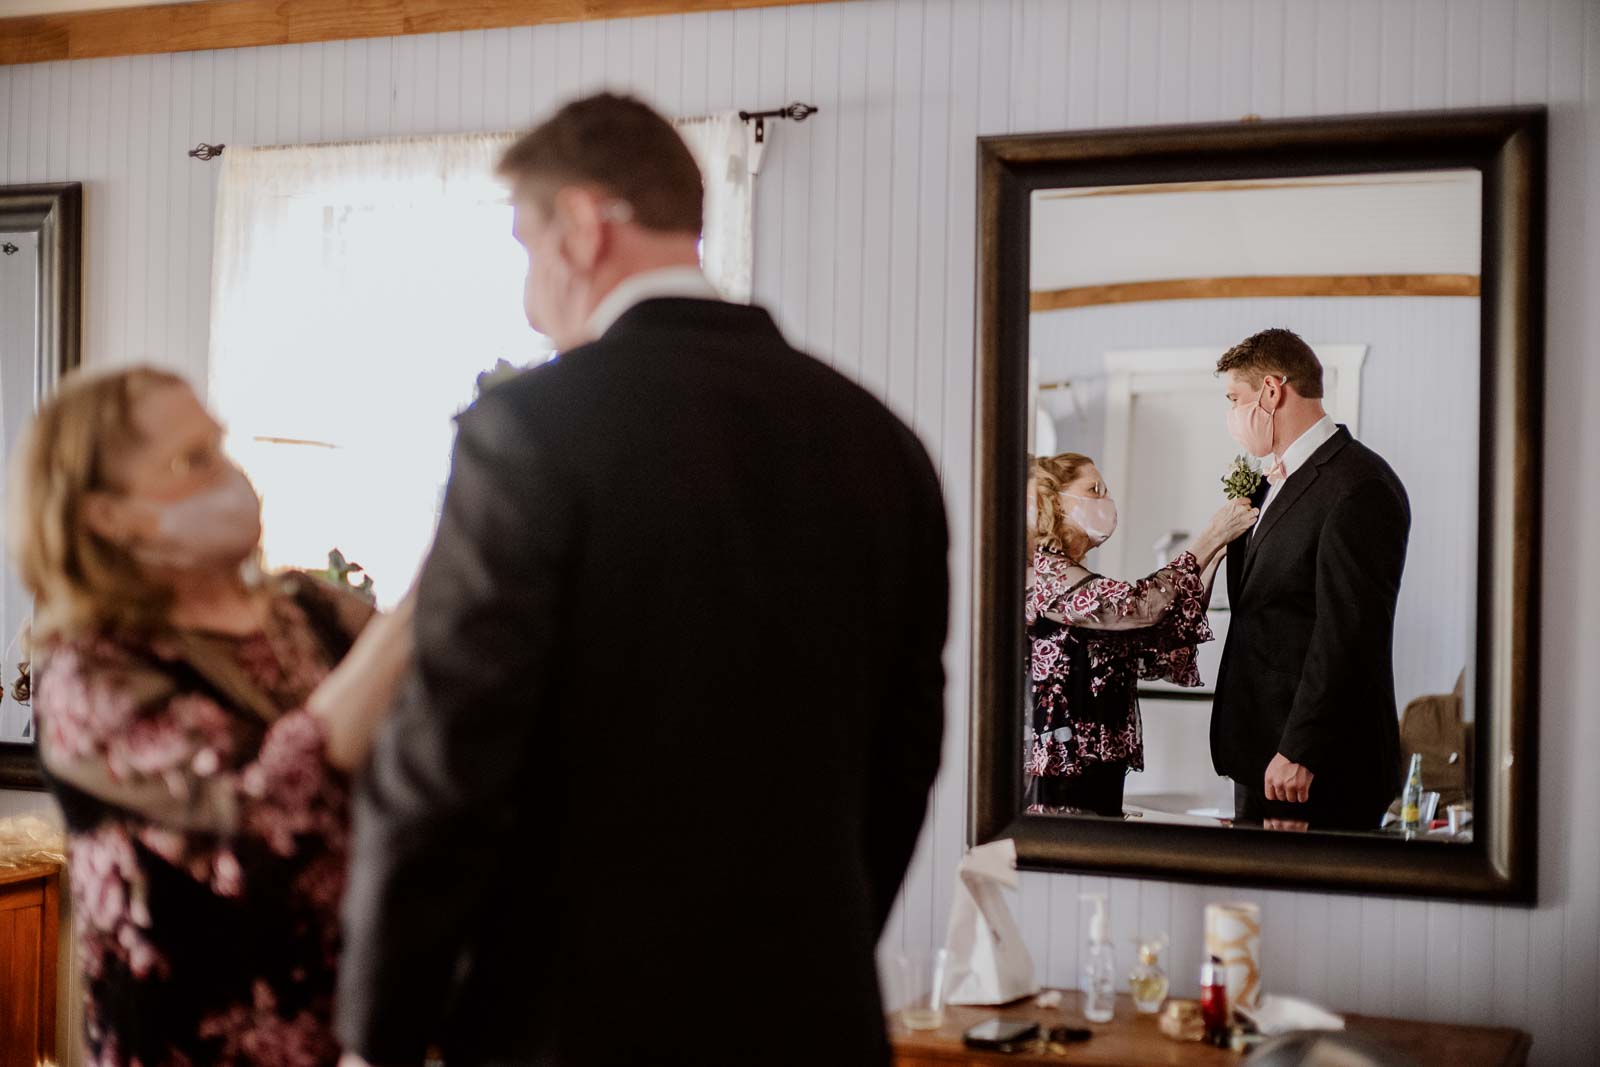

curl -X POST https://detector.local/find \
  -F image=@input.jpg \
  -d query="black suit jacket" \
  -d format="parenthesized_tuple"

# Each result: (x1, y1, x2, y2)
(1210, 426, 1410, 830)
(336, 299, 948, 1067)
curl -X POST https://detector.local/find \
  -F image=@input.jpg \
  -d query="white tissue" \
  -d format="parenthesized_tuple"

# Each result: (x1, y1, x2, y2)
(1237, 995, 1347, 1036)
(942, 839, 1039, 1006)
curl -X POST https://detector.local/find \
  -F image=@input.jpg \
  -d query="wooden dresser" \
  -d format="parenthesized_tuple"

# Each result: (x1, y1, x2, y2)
(0, 864, 59, 1067)
(892, 992, 1530, 1067)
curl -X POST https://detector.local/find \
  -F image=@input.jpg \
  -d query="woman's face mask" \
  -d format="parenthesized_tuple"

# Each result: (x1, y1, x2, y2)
(1063, 492, 1118, 547)
(85, 382, 263, 574)
(125, 462, 263, 572)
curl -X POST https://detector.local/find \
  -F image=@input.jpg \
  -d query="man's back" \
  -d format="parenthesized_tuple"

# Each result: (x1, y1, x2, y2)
(341, 298, 948, 1066)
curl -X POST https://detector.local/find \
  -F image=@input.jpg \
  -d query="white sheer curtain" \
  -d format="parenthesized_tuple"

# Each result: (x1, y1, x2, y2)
(208, 117, 754, 605)
(677, 114, 757, 303)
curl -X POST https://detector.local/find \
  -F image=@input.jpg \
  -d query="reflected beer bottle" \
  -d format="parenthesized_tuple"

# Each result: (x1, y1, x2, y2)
(1401, 753, 1424, 833)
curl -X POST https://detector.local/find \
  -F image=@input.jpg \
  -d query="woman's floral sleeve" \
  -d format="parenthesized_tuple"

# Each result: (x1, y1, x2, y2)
(1030, 552, 1214, 689)
(1034, 552, 1204, 632)
(35, 638, 342, 855)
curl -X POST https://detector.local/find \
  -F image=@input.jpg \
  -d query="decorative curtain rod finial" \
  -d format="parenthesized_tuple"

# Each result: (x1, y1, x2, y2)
(189, 142, 225, 161)
(737, 102, 819, 145)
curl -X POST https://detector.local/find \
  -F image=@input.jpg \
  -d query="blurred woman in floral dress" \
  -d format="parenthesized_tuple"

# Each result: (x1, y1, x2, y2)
(10, 367, 413, 1066)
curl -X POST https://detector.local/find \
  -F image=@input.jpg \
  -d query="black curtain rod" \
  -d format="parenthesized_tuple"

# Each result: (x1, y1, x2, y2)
(186, 101, 818, 160)
(738, 101, 818, 144)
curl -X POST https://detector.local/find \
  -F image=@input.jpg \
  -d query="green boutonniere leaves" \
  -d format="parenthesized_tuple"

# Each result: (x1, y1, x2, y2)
(1222, 455, 1265, 501)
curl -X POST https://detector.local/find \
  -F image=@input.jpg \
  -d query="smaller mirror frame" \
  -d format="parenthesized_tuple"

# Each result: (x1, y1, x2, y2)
(0, 182, 83, 791)
(971, 109, 1543, 904)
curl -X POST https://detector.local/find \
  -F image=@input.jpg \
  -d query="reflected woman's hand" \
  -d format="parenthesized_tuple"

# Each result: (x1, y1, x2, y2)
(1192, 498, 1259, 566)
(1209, 497, 1260, 543)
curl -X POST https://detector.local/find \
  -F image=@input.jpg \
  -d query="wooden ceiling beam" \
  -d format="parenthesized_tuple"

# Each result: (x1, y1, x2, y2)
(1029, 273, 1482, 312)
(0, 0, 842, 66)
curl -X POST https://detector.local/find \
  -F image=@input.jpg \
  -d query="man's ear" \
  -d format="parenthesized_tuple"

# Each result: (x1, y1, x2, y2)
(553, 186, 606, 272)
(1264, 374, 1288, 407)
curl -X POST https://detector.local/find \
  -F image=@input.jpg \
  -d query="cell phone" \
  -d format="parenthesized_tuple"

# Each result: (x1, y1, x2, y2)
(962, 1018, 1041, 1052)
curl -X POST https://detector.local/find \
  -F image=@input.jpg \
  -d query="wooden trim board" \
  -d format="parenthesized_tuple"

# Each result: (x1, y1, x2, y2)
(1030, 272, 1482, 311)
(0, 0, 846, 66)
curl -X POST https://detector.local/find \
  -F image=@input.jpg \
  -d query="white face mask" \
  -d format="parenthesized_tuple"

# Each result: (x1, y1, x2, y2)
(1064, 493, 1118, 546)
(128, 463, 263, 571)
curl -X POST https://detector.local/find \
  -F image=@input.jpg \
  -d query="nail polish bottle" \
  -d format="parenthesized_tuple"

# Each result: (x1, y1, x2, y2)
(1199, 954, 1230, 1044)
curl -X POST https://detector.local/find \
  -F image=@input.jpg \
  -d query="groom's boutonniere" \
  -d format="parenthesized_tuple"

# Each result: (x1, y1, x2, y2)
(1222, 454, 1265, 500)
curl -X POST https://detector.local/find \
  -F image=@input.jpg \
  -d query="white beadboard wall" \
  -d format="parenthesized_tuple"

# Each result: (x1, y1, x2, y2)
(1, 1, 1597, 1063)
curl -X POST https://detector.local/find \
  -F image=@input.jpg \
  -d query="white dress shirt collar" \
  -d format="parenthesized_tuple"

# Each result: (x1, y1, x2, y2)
(1258, 413, 1340, 517)
(584, 266, 720, 342)
(1277, 413, 1340, 481)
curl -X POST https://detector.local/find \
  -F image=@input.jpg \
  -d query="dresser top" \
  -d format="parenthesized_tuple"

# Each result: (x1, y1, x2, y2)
(891, 992, 1530, 1067)
(0, 862, 61, 891)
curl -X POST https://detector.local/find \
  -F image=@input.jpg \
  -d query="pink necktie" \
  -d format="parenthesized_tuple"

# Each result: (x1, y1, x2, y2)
(1265, 458, 1287, 486)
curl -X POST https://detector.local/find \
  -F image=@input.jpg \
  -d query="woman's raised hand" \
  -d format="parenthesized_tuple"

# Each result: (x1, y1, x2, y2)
(1209, 497, 1260, 544)
(309, 585, 417, 773)
(1191, 497, 1259, 566)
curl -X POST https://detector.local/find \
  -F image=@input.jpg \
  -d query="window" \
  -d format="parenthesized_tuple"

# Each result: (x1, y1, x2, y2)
(209, 119, 753, 606)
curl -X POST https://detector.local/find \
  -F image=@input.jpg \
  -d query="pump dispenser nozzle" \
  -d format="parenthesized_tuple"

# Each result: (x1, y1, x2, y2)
(1080, 893, 1109, 943)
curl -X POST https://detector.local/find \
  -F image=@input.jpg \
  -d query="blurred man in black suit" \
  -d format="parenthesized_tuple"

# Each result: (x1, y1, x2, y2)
(1210, 328, 1409, 832)
(336, 94, 948, 1067)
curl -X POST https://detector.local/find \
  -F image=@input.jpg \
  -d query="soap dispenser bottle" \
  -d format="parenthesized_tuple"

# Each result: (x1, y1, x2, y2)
(1079, 893, 1116, 1023)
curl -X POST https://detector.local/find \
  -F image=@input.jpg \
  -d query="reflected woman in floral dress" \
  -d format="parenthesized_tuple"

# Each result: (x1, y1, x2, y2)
(10, 368, 414, 1067)
(1024, 453, 1257, 816)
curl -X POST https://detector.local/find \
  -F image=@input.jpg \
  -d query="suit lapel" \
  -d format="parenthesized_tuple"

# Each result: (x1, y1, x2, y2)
(1241, 481, 1270, 548)
(1238, 427, 1351, 589)
(1226, 482, 1271, 605)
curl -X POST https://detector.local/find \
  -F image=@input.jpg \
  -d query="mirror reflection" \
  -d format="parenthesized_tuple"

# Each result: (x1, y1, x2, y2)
(0, 230, 39, 746)
(1023, 171, 1480, 840)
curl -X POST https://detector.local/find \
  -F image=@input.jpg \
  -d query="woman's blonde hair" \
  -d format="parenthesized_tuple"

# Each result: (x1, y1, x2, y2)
(1027, 452, 1094, 555)
(9, 366, 191, 643)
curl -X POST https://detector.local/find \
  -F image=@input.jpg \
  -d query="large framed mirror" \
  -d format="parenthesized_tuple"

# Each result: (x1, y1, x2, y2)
(0, 182, 83, 790)
(971, 110, 1543, 902)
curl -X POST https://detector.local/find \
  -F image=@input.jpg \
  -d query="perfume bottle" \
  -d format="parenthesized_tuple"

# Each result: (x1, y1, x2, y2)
(1128, 935, 1170, 1014)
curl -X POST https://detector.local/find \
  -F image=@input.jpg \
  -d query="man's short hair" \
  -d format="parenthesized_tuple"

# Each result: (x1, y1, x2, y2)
(497, 92, 703, 234)
(1215, 327, 1326, 399)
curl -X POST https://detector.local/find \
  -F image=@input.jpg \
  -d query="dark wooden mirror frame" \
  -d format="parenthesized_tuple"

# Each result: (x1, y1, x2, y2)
(0, 182, 83, 791)
(971, 109, 1544, 904)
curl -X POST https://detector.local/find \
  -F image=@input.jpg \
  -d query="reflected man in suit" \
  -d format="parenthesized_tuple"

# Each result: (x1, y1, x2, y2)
(335, 94, 949, 1067)
(1209, 328, 1410, 832)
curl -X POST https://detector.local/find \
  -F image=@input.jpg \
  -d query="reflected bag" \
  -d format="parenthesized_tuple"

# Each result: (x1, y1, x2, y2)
(1391, 672, 1470, 812)
(942, 838, 1039, 1005)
